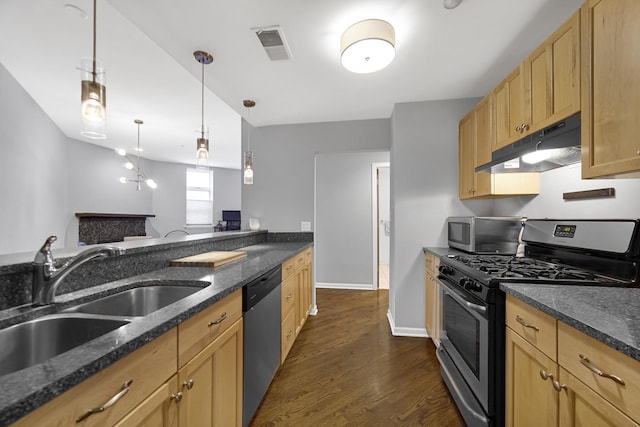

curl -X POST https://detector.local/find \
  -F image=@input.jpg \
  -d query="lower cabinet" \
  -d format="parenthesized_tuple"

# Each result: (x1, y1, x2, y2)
(177, 318, 243, 427)
(281, 247, 313, 364)
(424, 251, 441, 346)
(115, 376, 179, 427)
(505, 295, 639, 427)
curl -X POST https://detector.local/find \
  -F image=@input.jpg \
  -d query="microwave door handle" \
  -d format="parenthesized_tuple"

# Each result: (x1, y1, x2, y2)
(440, 280, 487, 315)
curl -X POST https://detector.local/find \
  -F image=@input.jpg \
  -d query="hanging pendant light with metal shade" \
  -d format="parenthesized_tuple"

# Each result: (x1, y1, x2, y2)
(80, 0, 106, 139)
(194, 50, 213, 168)
(243, 99, 256, 185)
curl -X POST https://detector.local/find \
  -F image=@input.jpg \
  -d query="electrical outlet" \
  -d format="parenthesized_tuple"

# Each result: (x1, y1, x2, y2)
(301, 221, 311, 231)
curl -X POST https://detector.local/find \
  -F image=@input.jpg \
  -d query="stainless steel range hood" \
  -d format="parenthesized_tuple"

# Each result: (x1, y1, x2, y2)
(476, 113, 581, 173)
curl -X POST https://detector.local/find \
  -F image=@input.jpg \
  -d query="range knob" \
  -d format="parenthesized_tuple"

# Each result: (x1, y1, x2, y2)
(468, 281, 483, 292)
(439, 265, 454, 275)
(459, 278, 474, 289)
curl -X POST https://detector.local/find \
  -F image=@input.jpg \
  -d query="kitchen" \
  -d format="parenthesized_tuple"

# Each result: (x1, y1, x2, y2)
(2, 0, 640, 426)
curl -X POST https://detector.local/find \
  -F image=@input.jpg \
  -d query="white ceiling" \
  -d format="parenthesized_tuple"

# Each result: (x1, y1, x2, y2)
(0, 0, 583, 169)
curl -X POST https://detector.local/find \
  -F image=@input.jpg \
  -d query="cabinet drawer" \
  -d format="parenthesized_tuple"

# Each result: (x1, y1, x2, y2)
(558, 321, 640, 424)
(294, 250, 306, 271)
(282, 257, 296, 280)
(178, 289, 242, 367)
(506, 295, 557, 360)
(12, 330, 177, 427)
(281, 309, 296, 364)
(304, 247, 313, 263)
(281, 273, 295, 318)
(425, 252, 439, 276)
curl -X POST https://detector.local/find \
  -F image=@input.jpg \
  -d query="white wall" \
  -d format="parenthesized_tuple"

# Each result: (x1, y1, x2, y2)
(492, 163, 640, 218)
(389, 98, 493, 336)
(0, 62, 68, 255)
(315, 151, 390, 289)
(241, 118, 390, 232)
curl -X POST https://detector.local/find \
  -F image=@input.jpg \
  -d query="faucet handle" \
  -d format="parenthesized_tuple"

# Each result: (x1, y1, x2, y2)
(34, 235, 57, 264)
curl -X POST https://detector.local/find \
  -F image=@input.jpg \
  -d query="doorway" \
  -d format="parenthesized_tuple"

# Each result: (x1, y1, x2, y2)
(372, 163, 390, 290)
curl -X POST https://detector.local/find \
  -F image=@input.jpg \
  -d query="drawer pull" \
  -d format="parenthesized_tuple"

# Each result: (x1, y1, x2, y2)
(170, 392, 183, 402)
(208, 312, 227, 326)
(516, 315, 539, 331)
(552, 380, 567, 392)
(76, 379, 133, 422)
(287, 293, 293, 300)
(287, 330, 294, 338)
(579, 354, 626, 385)
(539, 370, 553, 381)
(183, 379, 194, 390)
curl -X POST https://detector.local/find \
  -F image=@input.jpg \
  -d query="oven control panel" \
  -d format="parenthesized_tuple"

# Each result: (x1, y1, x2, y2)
(553, 224, 576, 238)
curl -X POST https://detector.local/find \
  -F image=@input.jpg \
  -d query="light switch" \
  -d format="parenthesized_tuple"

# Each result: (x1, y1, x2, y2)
(301, 221, 311, 231)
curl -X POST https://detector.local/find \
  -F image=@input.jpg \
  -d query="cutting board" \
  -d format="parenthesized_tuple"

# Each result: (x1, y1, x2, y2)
(170, 251, 247, 268)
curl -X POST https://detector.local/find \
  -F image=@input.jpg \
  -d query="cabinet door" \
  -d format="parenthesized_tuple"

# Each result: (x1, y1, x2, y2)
(494, 65, 527, 150)
(115, 376, 179, 427)
(473, 95, 494, 197)
(178, 318, 243, 427)
(458, 111, 476, 199)
(295, 267, 305, 336)
(506, 328, 558, 427)
(527, 10, 580, 134)
(558, 367, 637, 427)
(582, 0, 640, 178)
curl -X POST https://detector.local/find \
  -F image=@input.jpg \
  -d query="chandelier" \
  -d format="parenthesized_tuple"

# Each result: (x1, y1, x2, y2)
(116, 119, 157, 191)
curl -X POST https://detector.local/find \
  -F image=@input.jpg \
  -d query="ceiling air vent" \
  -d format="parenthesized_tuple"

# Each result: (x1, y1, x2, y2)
(253, 25, 293, 61)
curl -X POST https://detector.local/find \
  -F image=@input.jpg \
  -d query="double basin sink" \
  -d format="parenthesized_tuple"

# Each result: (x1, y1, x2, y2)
(0, 281, 208, 377)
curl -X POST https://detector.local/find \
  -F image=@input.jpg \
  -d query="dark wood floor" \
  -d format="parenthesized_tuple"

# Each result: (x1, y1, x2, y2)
(250, 289, 464, 426)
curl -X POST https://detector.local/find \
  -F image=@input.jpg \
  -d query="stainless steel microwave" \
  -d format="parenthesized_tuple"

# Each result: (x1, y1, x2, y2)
(447, 216, 522, 254)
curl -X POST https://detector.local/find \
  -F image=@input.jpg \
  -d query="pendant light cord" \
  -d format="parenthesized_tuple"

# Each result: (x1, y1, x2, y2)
(92, 0, 97, 82)
(200, 61, 205, 138)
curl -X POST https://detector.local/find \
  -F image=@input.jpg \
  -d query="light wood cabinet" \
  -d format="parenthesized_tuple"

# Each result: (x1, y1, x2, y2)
(505, 294, 640, 426)
(424, 252, 441, 346)
(115, 375, 179, 427)
(280, 247, 313, 363)
(177, 317, 243, 427)
(459, 96, 540, 200)
(494, 65, 527, 150)
(581, 0, 640, 178)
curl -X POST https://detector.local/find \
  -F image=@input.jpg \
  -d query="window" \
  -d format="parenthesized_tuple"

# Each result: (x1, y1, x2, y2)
(186, 168, 213, 226)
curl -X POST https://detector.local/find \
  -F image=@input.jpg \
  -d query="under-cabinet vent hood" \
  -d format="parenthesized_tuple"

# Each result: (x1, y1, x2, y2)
(476, 114, 581, 174)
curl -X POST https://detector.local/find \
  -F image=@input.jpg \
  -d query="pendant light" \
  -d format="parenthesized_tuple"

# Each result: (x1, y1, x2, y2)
(80, 0, 106, 139)
(194, 50, 213, 168)
(116, 119, 157, 191)
(243, 99, 256, 185)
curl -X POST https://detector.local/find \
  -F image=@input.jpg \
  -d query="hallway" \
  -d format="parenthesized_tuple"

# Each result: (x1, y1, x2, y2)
(250, 289, 464, 426)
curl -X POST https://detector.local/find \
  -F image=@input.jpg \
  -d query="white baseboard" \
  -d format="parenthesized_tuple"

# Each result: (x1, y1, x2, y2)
(310, 305, 318, 316)
(315, 282, 374, 290)
(386, 309, 428, 338)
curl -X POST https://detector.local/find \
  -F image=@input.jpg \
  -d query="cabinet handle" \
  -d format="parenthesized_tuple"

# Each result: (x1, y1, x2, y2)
(552, 380, 567, 392)
(183, 379, 194, 390)
(539, 370, 553, 381)
(76, 379, 133, 422)
(521, 123, 529, 132)
(636, 149, 640, 156)
(170, 392, 183, 402)
(208, 312, 227, 326)
(579, 354, 626, 385)
(516, 315, 540, 331)
(286, 266, 293, 271)
(287, 330, 294, 338)
(515, 124, 522, 132)
(287, 293, 293, 300)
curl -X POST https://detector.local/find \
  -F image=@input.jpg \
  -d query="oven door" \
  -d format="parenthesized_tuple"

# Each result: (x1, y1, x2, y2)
(438, 276, 490, 419)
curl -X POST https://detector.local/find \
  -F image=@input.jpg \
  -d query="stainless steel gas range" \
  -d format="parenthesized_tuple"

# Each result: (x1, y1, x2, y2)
(435, 219, 640, 427)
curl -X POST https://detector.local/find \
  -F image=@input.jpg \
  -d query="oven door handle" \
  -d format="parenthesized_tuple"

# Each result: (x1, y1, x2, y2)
(438, 277, 487, 315)
(436, 347, 489, 425)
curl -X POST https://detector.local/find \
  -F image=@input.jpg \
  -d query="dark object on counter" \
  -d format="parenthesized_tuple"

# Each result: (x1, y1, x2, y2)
(223, 210, 241, 231)
(243, 265, 282, 427)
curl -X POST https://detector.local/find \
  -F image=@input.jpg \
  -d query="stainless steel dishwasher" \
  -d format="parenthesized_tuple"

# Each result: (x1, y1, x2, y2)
(243, 265, 282, 427)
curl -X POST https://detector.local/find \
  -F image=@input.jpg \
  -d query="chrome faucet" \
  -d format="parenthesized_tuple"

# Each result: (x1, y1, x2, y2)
(32, 235, 125, 306)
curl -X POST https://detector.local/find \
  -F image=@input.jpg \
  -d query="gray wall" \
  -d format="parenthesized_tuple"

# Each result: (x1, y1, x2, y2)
(315, 150, 390, 288)
(241, 119, 390, 232)
(0, 62, 68, 255)
(492, 163, 640, 218)
(389, 98, 492, 335)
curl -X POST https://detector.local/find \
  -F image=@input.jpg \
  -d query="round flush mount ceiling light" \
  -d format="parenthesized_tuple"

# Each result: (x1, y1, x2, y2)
(340, 19, 395, 74)
(443, 0, 463, 9)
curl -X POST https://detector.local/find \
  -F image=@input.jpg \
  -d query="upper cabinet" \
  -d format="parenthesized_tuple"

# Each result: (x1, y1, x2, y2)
(494, 11, 580, 152)
(459, 95, 540, 199)
(581, 0, 640, 178)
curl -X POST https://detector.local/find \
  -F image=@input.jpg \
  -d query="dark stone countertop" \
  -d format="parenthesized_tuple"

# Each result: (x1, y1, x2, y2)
(423, 246, 466, 257)
(500, 283, 640, 363)
(0, 241, 312, 426)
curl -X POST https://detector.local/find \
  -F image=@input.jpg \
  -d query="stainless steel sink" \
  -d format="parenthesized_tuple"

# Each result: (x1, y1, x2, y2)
(64, 284, 204, 317)
(0, 314, 129, 377)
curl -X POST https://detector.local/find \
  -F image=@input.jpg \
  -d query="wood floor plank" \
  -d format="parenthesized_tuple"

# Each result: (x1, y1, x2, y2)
(250, 289, 464, 426)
